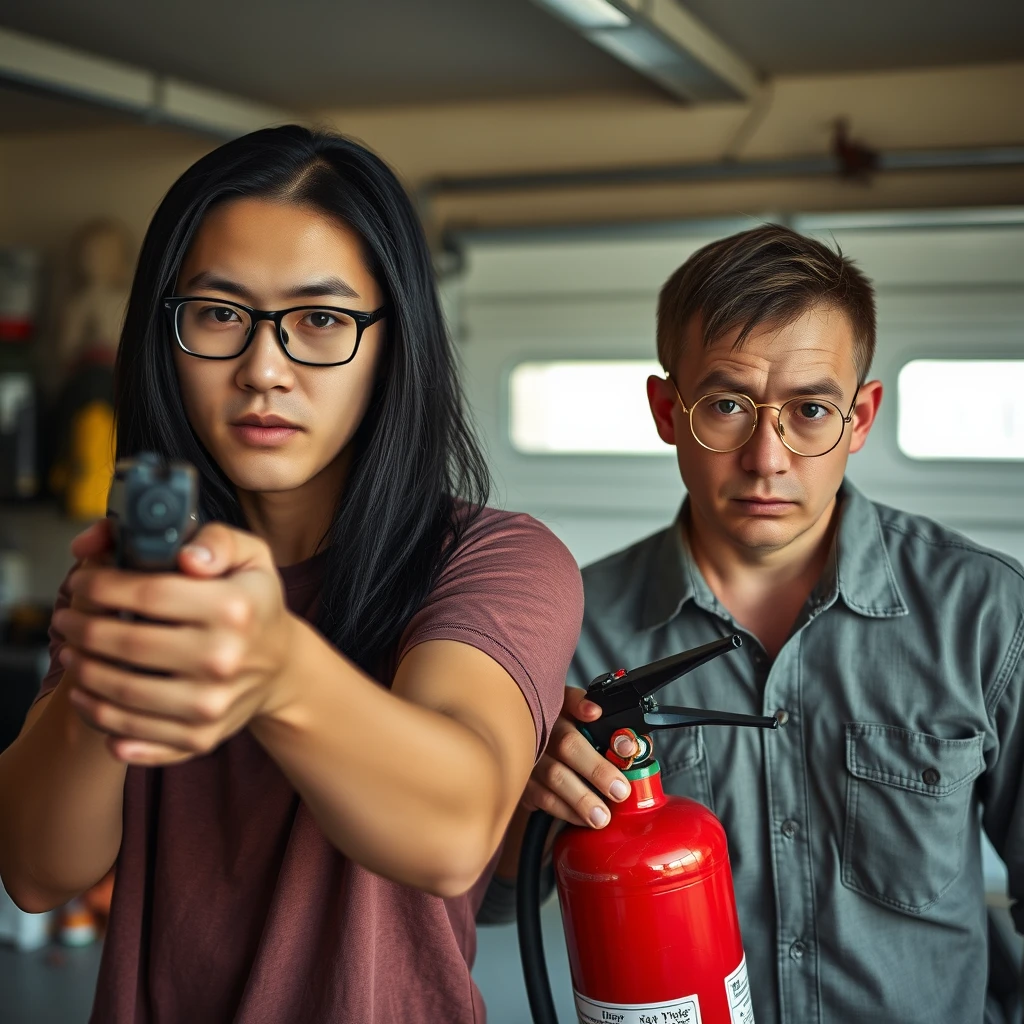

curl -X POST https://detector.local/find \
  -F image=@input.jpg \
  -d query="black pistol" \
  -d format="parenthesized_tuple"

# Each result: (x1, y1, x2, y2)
(107, 453, 199, 572)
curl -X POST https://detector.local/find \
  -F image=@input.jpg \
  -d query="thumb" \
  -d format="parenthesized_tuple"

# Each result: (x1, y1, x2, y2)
(563, 684, 602, 723)
(71, 519, 113, 562)
(177, 522, 269, 579)
(178, 539, 218, 577)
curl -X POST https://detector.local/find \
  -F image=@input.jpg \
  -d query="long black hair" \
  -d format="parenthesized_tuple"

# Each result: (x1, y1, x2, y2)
(115, 125, 489, 672)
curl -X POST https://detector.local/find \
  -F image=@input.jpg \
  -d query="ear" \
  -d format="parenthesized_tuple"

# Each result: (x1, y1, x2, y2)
(848, 379, 883, 454)
(647, 375, 680, 447)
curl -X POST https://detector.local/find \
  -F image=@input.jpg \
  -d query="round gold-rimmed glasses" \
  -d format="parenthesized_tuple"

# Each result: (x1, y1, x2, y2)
(668, 377, 858, 457)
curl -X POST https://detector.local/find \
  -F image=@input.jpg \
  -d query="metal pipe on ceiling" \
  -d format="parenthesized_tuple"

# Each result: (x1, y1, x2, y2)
(423, 145, 1024, 197)
(0, 26, 291, 140)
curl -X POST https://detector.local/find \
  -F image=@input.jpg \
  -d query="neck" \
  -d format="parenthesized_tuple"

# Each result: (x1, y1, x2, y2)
(236, 447, 352, 567)
(686, 497, 839, 657)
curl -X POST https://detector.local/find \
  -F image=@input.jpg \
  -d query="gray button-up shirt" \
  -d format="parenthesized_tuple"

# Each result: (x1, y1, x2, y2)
(570, 481, 1024, 1023)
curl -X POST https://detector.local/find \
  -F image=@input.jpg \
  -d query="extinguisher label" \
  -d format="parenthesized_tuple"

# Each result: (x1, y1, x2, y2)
(724, 956, 755, 1023)
(572, 990, 702, 1024)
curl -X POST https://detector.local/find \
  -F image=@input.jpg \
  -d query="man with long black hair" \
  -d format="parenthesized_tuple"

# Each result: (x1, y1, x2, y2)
(493, 225, 1024, 1023)
(0, 127, 583, 1024)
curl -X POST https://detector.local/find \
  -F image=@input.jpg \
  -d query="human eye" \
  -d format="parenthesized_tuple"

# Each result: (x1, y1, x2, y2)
(198, 304, 243, 327)
(299, 309, 353, 331)
(794, 400, 835, 422)
(709, 394, 746, 416)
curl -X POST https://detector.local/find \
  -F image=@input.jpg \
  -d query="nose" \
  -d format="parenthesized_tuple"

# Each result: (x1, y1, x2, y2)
(233, 320, 295, 392)
(738, 406, 791, 476)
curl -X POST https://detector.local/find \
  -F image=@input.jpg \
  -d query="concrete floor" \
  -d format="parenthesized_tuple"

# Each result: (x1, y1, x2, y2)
(0, 897, 577, 1024)
(0, 940, 102, 1024)
(0, 901, 1018, 1023)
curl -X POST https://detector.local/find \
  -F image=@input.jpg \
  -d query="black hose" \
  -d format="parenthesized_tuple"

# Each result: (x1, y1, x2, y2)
(517, 809, 559, 1024)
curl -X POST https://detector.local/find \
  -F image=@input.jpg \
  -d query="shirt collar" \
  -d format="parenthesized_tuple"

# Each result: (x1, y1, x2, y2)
(638, 507, 721, 631)
(637, 479, 907, 632)
(832, 479, 909, 618)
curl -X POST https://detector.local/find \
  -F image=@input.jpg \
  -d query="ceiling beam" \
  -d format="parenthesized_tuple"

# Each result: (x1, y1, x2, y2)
(0, 26, 292, 138)
(530, 0, 760, 103)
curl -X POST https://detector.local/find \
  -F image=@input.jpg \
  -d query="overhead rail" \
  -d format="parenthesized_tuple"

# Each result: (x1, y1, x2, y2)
(424, 145, 1024, 197)
(0, 26, 292, 139)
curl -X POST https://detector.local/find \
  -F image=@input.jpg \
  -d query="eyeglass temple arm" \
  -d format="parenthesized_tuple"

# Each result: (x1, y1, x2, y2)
(666, 375, 691, 413)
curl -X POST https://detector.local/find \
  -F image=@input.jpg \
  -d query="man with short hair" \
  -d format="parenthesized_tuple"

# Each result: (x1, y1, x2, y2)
(490, 224, 1024, 1022)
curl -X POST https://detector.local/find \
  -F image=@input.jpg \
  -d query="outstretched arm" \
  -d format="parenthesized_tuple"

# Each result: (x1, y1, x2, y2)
(22, 523, 540, 899)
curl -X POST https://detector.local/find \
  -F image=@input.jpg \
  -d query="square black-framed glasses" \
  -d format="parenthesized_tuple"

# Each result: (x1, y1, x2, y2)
(163, 295, 388, 368)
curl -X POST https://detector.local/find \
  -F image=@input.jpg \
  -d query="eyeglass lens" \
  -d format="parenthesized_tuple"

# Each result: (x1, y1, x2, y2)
(691, 392, 845, 456)
(175, 300, 360, 365)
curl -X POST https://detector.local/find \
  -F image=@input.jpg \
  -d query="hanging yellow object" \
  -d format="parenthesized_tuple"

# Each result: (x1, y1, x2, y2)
(65, 400, 116, 520)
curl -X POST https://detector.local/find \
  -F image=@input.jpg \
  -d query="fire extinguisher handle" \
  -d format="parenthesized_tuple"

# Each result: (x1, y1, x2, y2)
(517, 810, 561, 1024)
(644, 706, 780, 731)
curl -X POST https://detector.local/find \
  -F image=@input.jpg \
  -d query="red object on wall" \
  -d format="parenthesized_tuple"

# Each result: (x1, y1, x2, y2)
(554, 761, 754, 1024)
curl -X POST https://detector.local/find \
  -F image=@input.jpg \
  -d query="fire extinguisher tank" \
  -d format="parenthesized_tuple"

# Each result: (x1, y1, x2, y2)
(554, 760, 752, 1023)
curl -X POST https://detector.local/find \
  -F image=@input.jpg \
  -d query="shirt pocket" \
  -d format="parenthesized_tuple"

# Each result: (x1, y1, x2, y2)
(656, 726, 714, 810)
(841, 722, 984, 914)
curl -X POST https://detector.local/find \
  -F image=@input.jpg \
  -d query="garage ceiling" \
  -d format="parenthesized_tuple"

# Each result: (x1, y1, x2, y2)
(683, 0, 1024, 75)
(0, 0, 1020, 145)
(0, 0, 653, 109)
(0, 0, 1021, 113)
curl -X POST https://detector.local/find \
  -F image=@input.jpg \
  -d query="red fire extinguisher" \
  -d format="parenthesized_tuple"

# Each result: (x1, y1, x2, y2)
(517, 635, 777, 1024)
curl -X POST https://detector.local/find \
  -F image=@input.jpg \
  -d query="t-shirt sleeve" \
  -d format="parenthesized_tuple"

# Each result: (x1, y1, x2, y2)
(35, 568, 75, 704)
(396, 508, 583, 759)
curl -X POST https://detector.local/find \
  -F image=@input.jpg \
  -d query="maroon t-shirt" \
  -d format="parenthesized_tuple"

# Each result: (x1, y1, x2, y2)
(38, 507, 583, 1023)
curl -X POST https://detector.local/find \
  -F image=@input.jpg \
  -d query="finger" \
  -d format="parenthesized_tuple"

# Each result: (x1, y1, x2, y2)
(521, 777, 588, 828)
(104, 736, 195, 766)
(611, 732, 640, 760)
(54, 608, 222, 677)
(66, 565, 245, 628)
(562, 685, 603, 723)
(68, 687, 216, 753)
(71, 519, 113, 561)
(178, 523, 271, 579)
(69, 576, 113, 617)
(63, 648, 230, 724)
(548, 717, 632, 803)
(532, 751, 615, 828)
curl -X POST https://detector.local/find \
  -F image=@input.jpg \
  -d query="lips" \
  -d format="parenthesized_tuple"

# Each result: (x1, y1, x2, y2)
(232, 413, 301, 429)
(731, 496, 798, 515)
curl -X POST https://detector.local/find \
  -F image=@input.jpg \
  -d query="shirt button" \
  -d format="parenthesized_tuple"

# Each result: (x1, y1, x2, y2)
(790, 940, 806, 961)
(922, 767, 941, 786)
(774, 709, 790, 726)
(781, 819, 799, 838)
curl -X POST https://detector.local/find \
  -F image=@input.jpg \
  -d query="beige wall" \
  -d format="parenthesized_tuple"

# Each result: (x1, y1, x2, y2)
(0, 60, 1021, 268)
(318, 61, 1024, 230)
(324, 62, 1024, 179)
(0, 123, 210, 251)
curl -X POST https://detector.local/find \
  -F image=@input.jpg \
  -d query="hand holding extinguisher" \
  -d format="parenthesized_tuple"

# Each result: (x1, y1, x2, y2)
(517, 635, 777, 1024)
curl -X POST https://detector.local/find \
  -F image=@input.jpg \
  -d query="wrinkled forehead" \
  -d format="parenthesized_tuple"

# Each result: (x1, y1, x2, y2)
(678, 305, 860, 396)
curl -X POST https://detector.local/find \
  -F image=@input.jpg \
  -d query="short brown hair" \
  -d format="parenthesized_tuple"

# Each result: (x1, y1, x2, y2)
(656, 224, 876, 381)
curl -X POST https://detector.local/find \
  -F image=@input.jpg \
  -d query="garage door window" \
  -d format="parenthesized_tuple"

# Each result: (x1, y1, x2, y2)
(509, 360, 667, 454)
(898, 359, 1024, 460)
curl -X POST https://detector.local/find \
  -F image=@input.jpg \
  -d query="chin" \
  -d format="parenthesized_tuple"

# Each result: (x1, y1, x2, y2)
(218, 450, 317, 494)
(724, 514, 805, 552)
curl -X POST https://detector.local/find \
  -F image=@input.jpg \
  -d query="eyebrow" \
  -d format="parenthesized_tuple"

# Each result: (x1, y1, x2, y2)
(182, 271, 361, 303)
(694, 369, 848, 403)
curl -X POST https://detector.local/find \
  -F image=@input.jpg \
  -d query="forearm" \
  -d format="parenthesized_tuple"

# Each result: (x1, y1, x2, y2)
(250, 618, 510, 897)
(0, 677, 125, 911)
